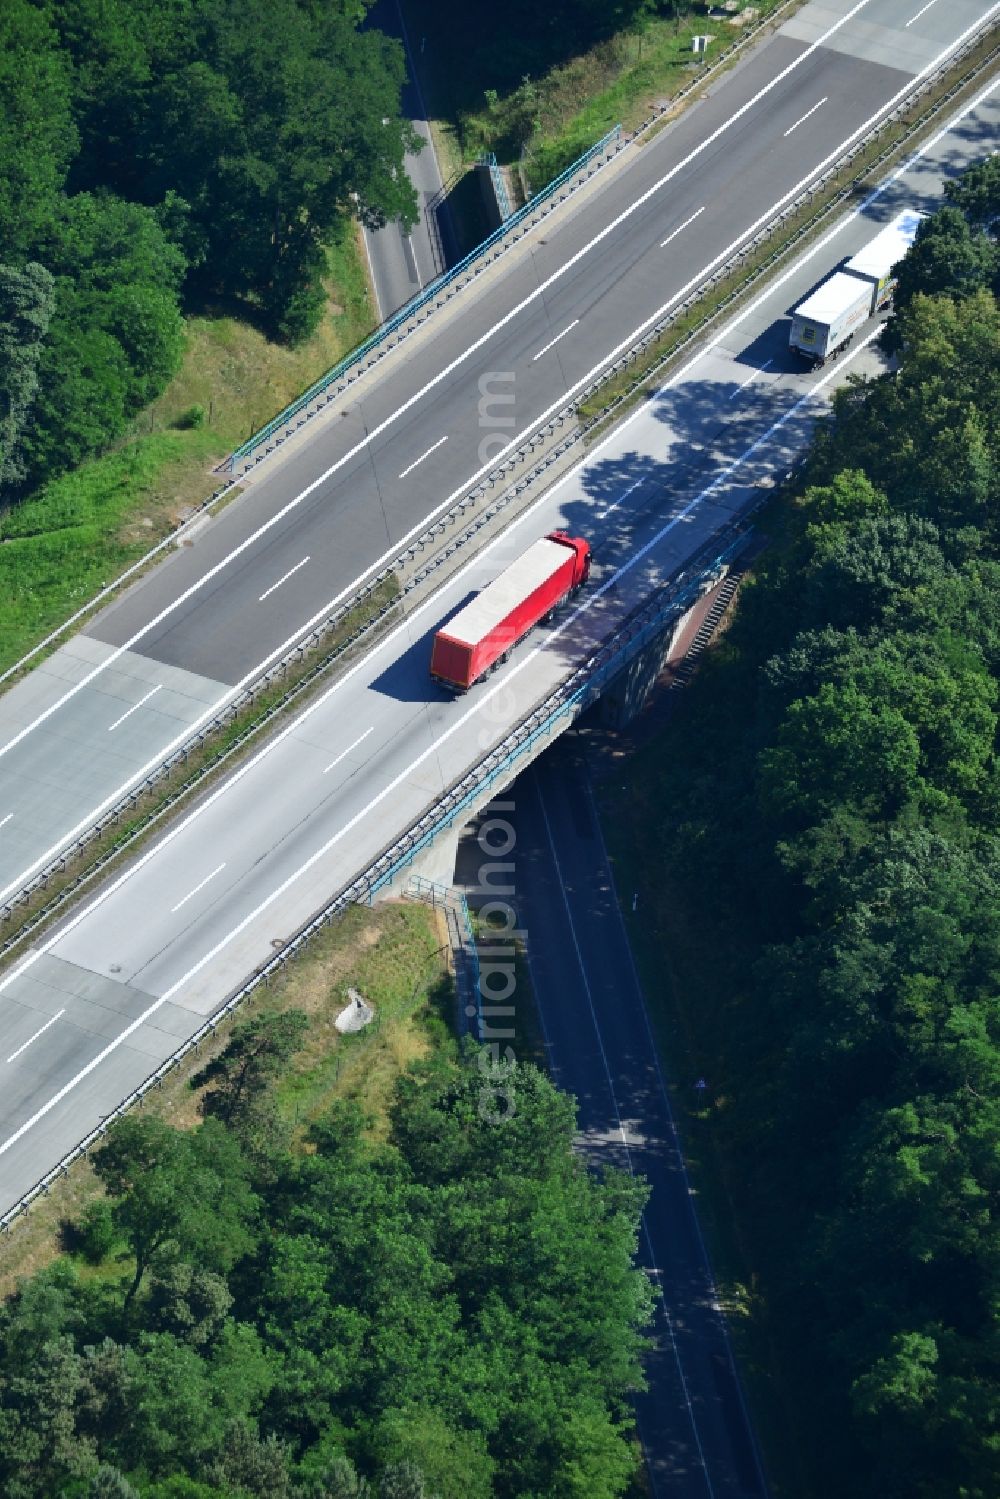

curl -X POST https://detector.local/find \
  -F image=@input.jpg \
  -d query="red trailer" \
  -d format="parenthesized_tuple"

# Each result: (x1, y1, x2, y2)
(430, 531, 592, 691)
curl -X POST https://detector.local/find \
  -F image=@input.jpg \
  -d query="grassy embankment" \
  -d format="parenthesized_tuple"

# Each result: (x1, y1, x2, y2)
(409, 0, 793, 197)
(0, 901, 452, 1298)
(0, 222, 376, 677)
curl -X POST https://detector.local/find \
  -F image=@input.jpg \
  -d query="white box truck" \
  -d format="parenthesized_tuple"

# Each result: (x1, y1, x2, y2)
(788, 208, 925, 366)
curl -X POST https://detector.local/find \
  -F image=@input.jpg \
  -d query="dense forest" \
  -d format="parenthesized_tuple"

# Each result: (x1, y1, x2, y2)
(0, 0, 418, 500)
(0, 1014, 653, 1498)
(623, 158, 1000, 1496)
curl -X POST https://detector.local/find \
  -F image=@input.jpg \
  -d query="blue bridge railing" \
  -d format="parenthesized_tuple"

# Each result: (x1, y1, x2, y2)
(227, 124, 623, 471)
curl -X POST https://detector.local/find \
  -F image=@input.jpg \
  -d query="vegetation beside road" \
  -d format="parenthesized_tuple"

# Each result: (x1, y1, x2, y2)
(0, 218, 376, 679)
(1, 0, 399, 576)
(0, 909, 653, 1498)
(601, 158, 1000, 1498)
(407, 0, 790, 188)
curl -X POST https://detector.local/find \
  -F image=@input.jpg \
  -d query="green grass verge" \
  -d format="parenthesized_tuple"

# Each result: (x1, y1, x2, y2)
(409, 1, 793, 186)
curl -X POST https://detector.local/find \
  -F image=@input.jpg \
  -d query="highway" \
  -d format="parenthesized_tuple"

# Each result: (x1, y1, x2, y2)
(1, 76, 997, 1220)
(509, 740, 766, 1498)
(0, 0, 994, 912)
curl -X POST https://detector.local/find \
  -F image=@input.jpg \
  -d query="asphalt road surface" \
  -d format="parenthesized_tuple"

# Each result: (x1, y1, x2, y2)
(362, 0, 450, 319)
(508, 738, 766, 1498)
(1, 78, 996, 1219)
(0, 0, 994, 908)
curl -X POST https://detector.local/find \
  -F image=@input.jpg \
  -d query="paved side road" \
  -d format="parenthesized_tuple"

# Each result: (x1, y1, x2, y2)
(362, 0, 449, 318)
(507, 737, 768, 1499)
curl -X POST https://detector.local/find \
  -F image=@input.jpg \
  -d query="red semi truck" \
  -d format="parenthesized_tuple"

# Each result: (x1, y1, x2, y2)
(430, 531, 592, 691)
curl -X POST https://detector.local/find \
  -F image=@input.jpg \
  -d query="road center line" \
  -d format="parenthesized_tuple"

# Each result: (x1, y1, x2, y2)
(906, 0, 939, 25)
(399, 435, 448, 479)
(1, 16, 995, 911)
(660, 206, 705, 247)
(601, 477, 644, 521)
(170, 862, 226, 914)
(2, 68, 997, 1205)
(6, 1010, 66, 1065)
(730, 358, 773, 397)
(107, 684, 162, 733)
(258, 557, 310, 603)
(533, 320, 580, 361)
(323, 727, 374, 773)
(0, 0, 879, 777)
(7, 65, 982, 1015)
(784, 96, 828, 136)
(0, 330, 884, 1159)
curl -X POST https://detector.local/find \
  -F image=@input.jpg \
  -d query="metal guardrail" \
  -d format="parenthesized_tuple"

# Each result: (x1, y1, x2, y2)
(224, 0, 809, 476)
(479, 152, 513, 223)
(0, 521, 750, 1235)
(406, 876, 482, 1038)
(0, 0, 978, 698)
(4, 20, 996, 940)
(226, 124, 623, 472)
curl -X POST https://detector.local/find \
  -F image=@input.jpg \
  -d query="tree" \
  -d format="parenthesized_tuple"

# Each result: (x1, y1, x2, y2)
(298, 1457, 372, 1499)
(199, 1009, 308, 1126)
(145, 1264, 233, 1347)
(799, 469, 888, 528)
(378, 1463, 432, 1499)
(54, 0, 421, 337)
(758, 680, 921, 822)
(945, 152, 1000, 233)
(117, 1333, 229, 1477)
(0, 1335, 90, 1498)
(93, 1117, 258, 1308)
(0, 1, 76, 256)
(88, 1465, 141, 1498)
(0, 263, 55, 494)
(888, 207, 998, 333)
(17, 191, 187, 490)
(370, 1406, 493, 1499)
(204, 1418, 292, 1497)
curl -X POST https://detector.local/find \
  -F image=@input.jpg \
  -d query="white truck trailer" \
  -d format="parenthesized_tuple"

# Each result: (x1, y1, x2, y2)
(788, 208, 925, 365)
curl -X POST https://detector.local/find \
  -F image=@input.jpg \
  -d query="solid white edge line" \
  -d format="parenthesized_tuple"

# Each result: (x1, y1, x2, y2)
(0, 814, 12, 831)
(258, 556, 310, 603)
(533, 320, 580, 361)
(0, 0, 879, 773)
(0, 326, 881, 1158)
(660, 206, 706, 247)
(398, 434, 449, 480)
(6, 1009, 66, 1065)
(534, 787, 713, 1495)
(361, 224, 384, 324)
(784, 96, 828, 137)
(906, 0, 940, 26)
(600, 477, 644, 522)
(579, 766, 770, 1496)
(730, 358, 773, 397)
(1, 70, 995, 978)
(322, 726, 375, 774)
(0, 5, 996, 910)
(107, 684, 163, 733)
(170, 861, 226, 914)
